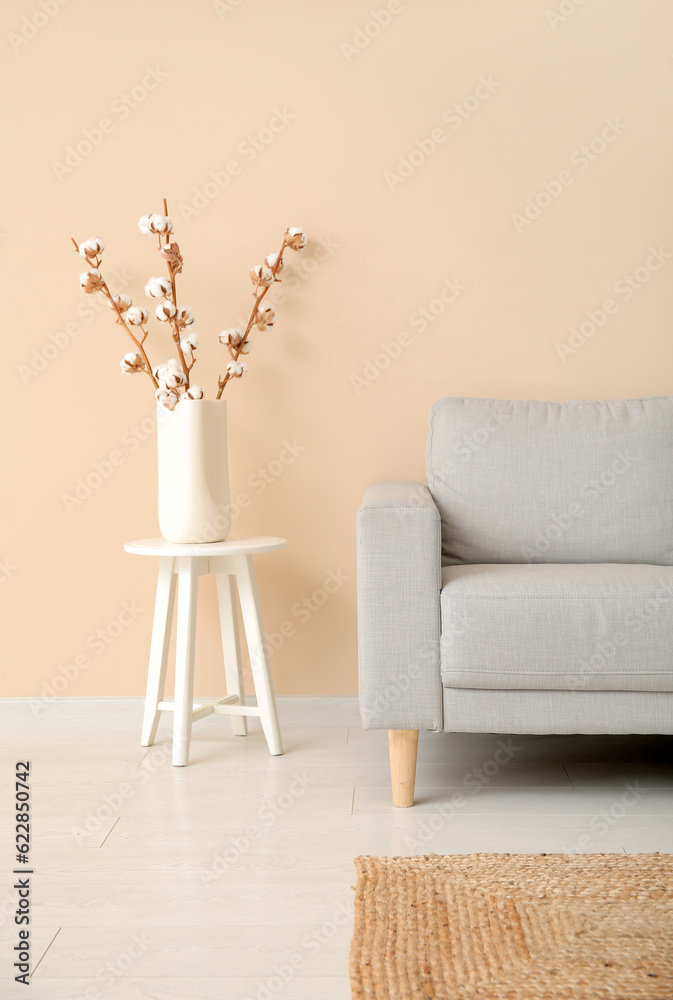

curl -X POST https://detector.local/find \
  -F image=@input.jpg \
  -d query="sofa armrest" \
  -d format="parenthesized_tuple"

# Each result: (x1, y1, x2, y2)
(357, 481, 443, 731)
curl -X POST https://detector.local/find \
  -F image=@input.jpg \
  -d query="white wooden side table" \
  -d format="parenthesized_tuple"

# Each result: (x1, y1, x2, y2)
(124, 536, 286, 766)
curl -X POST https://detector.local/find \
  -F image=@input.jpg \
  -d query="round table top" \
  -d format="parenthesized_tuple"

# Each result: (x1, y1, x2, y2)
(124, 536, 287, 557)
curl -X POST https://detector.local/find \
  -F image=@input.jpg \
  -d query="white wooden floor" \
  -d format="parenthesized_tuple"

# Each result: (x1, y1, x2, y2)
(1, 697, 672, 999)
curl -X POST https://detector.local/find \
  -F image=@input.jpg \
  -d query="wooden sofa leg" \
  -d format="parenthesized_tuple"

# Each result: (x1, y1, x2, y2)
(388, 729, 419, 808)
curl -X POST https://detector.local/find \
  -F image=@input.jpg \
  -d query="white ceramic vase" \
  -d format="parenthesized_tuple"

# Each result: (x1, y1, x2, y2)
(156, 398, 231, 544)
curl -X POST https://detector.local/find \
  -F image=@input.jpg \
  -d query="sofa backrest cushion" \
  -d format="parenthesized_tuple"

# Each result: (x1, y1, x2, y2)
(427, 396, 673, 565)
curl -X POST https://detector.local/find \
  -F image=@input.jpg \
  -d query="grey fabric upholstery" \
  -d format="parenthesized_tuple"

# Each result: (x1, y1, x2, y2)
(427, 396, 673, 566)
(443, 688, 673, 734)
(441, 563, 673, 692)
(357, 482, 443, 731)
(357, 396, 673, 739)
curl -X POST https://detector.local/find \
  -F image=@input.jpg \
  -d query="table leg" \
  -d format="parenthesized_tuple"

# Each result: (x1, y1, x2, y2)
(141, 557, 176, 747)
(215, 572, 248, 736)
(235, 554, 283, 756)
(173, 557, 198, 766)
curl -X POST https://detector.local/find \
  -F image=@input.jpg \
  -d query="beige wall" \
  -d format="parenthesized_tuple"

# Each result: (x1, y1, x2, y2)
(3, 0, 673, 699)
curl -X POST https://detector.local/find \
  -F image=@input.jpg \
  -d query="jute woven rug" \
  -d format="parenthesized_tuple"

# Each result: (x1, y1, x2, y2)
(350, 853, 673, 999)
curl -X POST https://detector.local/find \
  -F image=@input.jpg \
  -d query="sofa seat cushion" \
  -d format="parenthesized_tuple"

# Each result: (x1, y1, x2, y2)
(440, 563, 673, 692)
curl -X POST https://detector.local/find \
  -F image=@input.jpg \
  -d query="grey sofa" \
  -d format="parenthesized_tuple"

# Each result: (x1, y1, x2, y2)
(357, 396, 673, 806)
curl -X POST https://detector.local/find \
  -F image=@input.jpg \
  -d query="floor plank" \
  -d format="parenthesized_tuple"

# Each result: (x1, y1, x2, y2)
(3, 976, 352, 1000)
(34, 921, 353, 978)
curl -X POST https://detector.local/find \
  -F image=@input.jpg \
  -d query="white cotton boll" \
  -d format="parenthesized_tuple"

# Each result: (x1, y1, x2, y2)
(219, 328, 243, 346)
(186, 385, 204, 399)
(257, 302, 275, 325)
(155, 365, 185, 390)
(238, 340, 252, 354)
(156, 388, 178, 410)
(160, 242, 182, 271)
(109, 293, 132, 312)
(158, 359, 187, 389)
(164, 359, 185, 379)
(249, 264, 274, 288)
(153, 366, 165, 383)
(177, 306, 195, 326)
(79, 269, 103, 293)
(284, 227, 307, 250)
(79, 237, 105, 258)
(181, 331, 198, 351)
(154, 359, 186, 389)
(265, 252, 285, 274)
(138, 214, 153, 235)
(156, 301, 177, 322)
(255, 299, 275, 331)
(125, 306, 148, 325)
(226, 360, 247, 377)
(149, 214, 173, 235)
(145, 276, 172, 299)
(120, 352, 144, 374)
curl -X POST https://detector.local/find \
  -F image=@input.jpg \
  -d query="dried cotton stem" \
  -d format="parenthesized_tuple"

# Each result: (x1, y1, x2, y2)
(161, 197, 190, 389)
(71, 237, 158, 388)
(216, 236, 288, 398)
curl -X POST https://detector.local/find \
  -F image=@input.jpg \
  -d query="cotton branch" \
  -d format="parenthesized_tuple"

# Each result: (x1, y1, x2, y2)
(71, 237, 158, 388)
(216, 237, 288, 399)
